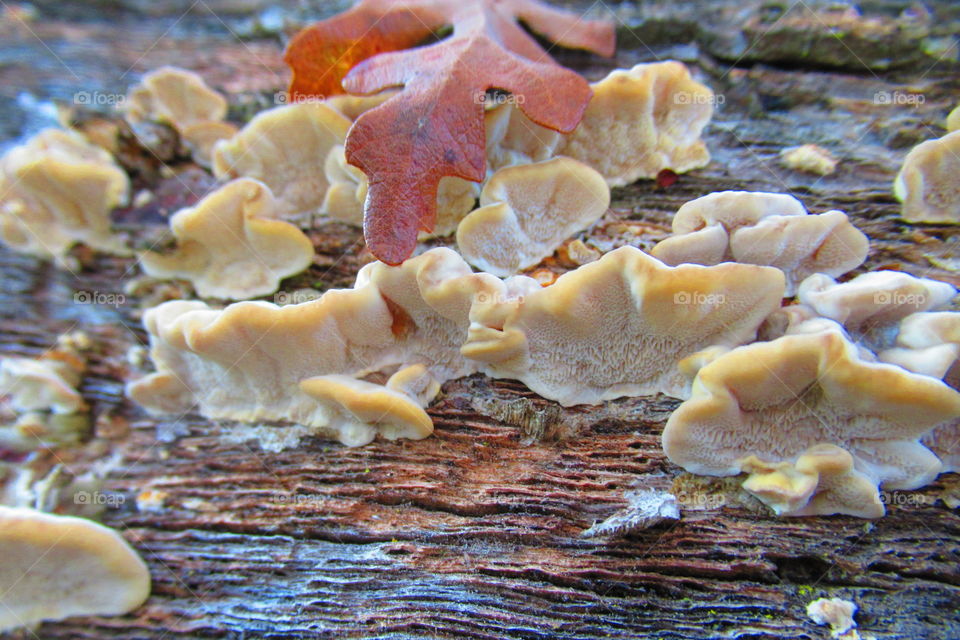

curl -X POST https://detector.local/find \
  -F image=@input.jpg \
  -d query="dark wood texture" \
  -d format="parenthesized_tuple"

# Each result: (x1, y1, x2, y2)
(1, 1, 958, 638)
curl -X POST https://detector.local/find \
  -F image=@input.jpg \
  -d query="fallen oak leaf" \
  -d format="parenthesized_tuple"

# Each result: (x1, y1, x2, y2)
(285, 2, 447, 100)
(287, 0, 614, 265)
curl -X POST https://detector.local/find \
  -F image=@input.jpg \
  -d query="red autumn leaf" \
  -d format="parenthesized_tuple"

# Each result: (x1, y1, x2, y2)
(285, 3, 447, 100)
(285, 0, 615, 265)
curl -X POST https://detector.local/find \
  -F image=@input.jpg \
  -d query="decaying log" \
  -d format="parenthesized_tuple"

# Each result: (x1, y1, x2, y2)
(0, 1, 958, 638)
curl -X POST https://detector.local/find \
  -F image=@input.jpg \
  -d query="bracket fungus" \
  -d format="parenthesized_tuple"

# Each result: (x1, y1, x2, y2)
(456, 157, 609, 276)
(557, 61, 713, 187)
(124, 66, 227, 129)
(0, 128, 130, 265)
(894, 130, 960, 223)
(123, 66, 236, 168)
(875, 311, 960, 379)
(796, 271, 956, 334)
(300, 365, 439, 446)
(321, 144, 368, 225)
(139, 178, 313, 300)
(662, 322, 960, 517)
(212, 103, 352, 220)
(0, 332, 93, 454)
(127, 248, 502, 446)
(179, 120, 239, 169)
(484, 102, 563, 174)
(651, 191, 868, 296)
(462, 246, 785, 405)
(0, 506, 150, 631)
(740, 444, 884, 518)
(0, 356, 85, 416)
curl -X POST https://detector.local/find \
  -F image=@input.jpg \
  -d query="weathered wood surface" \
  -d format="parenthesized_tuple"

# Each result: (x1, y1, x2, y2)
(1, 1, 959, 638)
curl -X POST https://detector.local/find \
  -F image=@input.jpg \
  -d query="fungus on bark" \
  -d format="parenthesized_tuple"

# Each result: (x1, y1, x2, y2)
(139, 178, 313, 300)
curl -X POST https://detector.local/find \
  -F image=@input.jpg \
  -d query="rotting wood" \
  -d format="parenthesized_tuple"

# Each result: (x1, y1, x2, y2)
(1, 1, 959, 638)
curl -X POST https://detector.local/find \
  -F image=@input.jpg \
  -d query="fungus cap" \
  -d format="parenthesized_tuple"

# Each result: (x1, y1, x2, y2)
(797, 271, 956, 331)
(0, 356, 84, 414)
(123, 66, 227, 129)
(807, 598, 858, 637)
(180, 120, 238, 169)
(456, 157, 609, 276)
(652, 192, 867, 296)
(741, 444, 884, 518)
(139, 178, 314, 300)
(299, 365, 437, 446)
(212, 103, 352, 219)
(0, 129, 130, 262)
(557, 61, 713, 186)
(893, 130, 960, 223)
(779, 144, 838, 176)
(948, 105, 960, 133)
(0, 506, 150, 631)
(461, 246, 785, 405)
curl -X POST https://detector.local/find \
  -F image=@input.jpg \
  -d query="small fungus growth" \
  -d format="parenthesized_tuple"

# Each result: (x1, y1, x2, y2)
(456, 157, 609, 276)
(139, 178, 314, 300)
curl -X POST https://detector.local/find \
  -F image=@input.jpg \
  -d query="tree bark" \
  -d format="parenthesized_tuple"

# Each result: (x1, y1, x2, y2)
(1, 1, 958, 638)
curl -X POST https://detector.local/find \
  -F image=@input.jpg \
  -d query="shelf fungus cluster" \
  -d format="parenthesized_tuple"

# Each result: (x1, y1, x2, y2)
(651, 191, 869, 296)
(0, 128, 130, 266)
(129, 246, 785, 442)
(127, 249, 502, 446)
(664, 267, 960, 517)
(138, 178, 314, 300)
(663, 321, 960, 518)
(123, 66, 237, 169)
